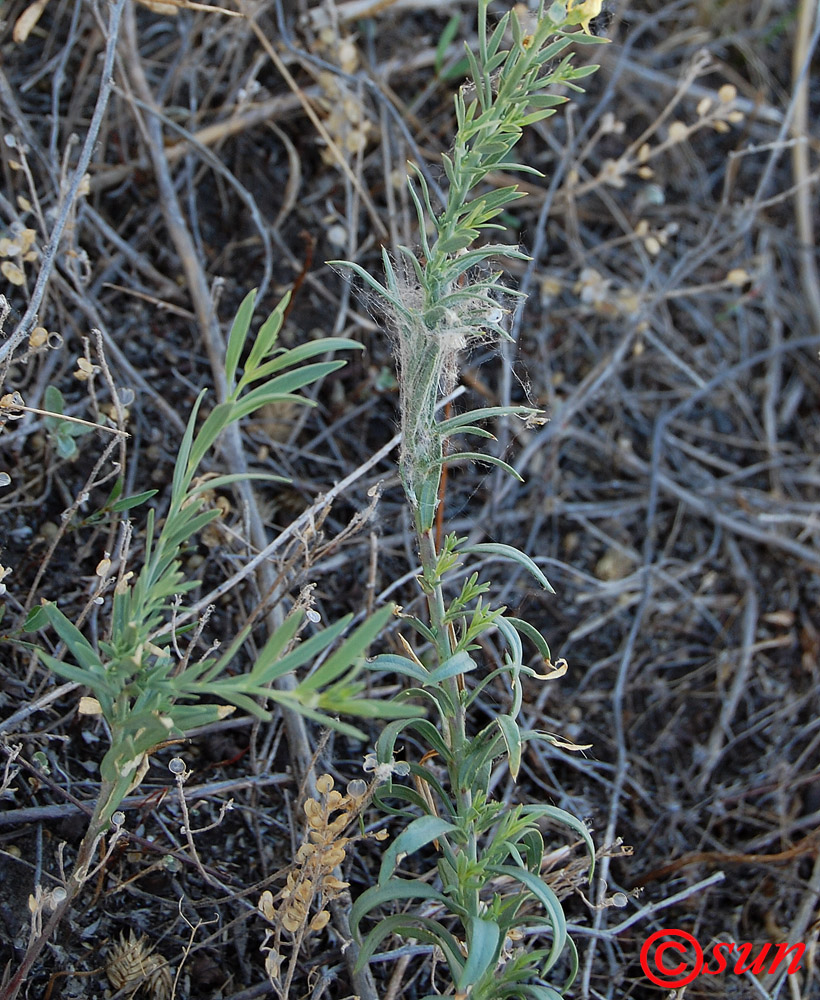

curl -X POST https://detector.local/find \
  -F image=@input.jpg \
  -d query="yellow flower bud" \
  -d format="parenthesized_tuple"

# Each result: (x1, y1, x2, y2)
(567, 0, 603, 35)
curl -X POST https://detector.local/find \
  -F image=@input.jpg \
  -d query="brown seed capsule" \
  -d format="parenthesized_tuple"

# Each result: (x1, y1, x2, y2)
(106, 930, 172, 999)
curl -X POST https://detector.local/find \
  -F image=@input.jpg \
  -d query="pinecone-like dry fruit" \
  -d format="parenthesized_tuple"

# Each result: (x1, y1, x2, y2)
(106, 930, 172, 998)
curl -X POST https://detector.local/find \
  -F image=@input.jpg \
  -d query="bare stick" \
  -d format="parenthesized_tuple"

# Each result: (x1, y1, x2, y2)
(1, 0, 129, 365)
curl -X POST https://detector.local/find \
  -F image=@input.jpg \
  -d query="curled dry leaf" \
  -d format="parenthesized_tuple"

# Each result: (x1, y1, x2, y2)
(13, 0, 51, 44)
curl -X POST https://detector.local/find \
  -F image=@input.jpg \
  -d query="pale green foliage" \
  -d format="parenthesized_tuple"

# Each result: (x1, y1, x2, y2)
(25, 290, 419, 824)
(43, 386, 95, 459)
(335, 0, 603, 530)
(336, 3, 605, 997)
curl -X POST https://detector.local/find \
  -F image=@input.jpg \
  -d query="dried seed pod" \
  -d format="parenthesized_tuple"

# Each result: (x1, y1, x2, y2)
(106, 931, 172, 999)
(28, 326, 48, 349)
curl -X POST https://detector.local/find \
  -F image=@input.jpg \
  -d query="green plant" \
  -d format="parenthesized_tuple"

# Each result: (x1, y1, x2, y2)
(3, 289, 422, 998)
(332, 2, 605, 997)
(43, 385, 96, 459)
(25, 290, 420, 826)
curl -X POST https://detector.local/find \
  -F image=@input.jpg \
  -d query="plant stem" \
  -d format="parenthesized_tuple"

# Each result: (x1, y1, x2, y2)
(417, 527, 481, 917)
(0, 801, 110, 1000)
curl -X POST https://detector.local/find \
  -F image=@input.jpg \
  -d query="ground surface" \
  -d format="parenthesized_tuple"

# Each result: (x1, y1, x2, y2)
(0, 1, 818, 998)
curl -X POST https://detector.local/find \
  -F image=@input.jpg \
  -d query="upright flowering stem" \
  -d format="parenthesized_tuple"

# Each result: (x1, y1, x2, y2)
(394, 0, 603, 950)
(344, 4, 605, 996)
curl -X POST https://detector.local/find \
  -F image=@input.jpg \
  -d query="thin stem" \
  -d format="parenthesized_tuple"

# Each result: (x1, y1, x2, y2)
(1, 0, 129, 366)
(417, 528, 479, 918)
(0, 786, 114, 1000)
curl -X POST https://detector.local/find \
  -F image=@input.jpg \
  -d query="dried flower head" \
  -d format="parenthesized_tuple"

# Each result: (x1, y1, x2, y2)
(106, 931, 172, 999)
(73, 356, 99, 381)
(363, 751, 411, 783)
(261, 773, 385, 944)
(0, 391, 25, 422)
(312, 28, 370, 164)
(0, 225, 37, 286)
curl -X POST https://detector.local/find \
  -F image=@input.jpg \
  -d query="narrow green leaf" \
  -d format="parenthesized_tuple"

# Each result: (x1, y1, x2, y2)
(36, 649, 112, 695)
(42, 604, 104, 673)
(242, 337, 363, 386)
(458, 917, 501, 991)
(379, 815, 457, 884)
(171, 389, 207, 502)
(236, 361, 346, 412)
(224, 288, 256, 388)
(110, 489, 158, 513)
(520, 986, 564, 1000)
(462, 42, 484, 107)
(464, 542, 554, 592)
(417, 473, 441, 534)
(330, 260, 413, 322)
(440, 424, 495, 441)
(376, 716, 452, 766)
(200, 684, 273, 718)
(299, 604, 394, 692)
(484, 49, 509, 74)
(332, 698, 425, 721)
(484, 8, 509, 62)
(401, 683, 456, 721)
(186, 473, 286, 497)
(520, 804, 595, 879)
(520, 827, 545, 873)
(398, 244, 427, 288)
(519, 109, 560, 127)
(407, 762, 453, 817)
(496, 713, 522, 780)
(250, 614, 352, 685)
(560, 932, 581, 992)
(457, 725, 503, 793)
(424, 650, 476, 685)
(401, 615, 437, 645)
(528, 93, 570, 109)
(381, 247, 402, 299)
(504, 616, 552, 660)
(243, 292, 290, 377)
(366, 653, 429, 683)
(270, 697, 368, 740)
(407, 162, 438, 223)
(230, 609, 301, 682)
(350, 879, 447, 940)
(462, 185, 523, 224)
(438, 451, 524, 481)
(406, 178, 433, 261)
(23, 606, 49, 632)
(168, 703, 229, 731)
(184, 400, 235, 476)
(226, 391, 312, 427)
(356, 914, 464, 976)
(435, 230, 480, 255)
(160, 509, 220, 555)
(488, 864, 567, 972)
